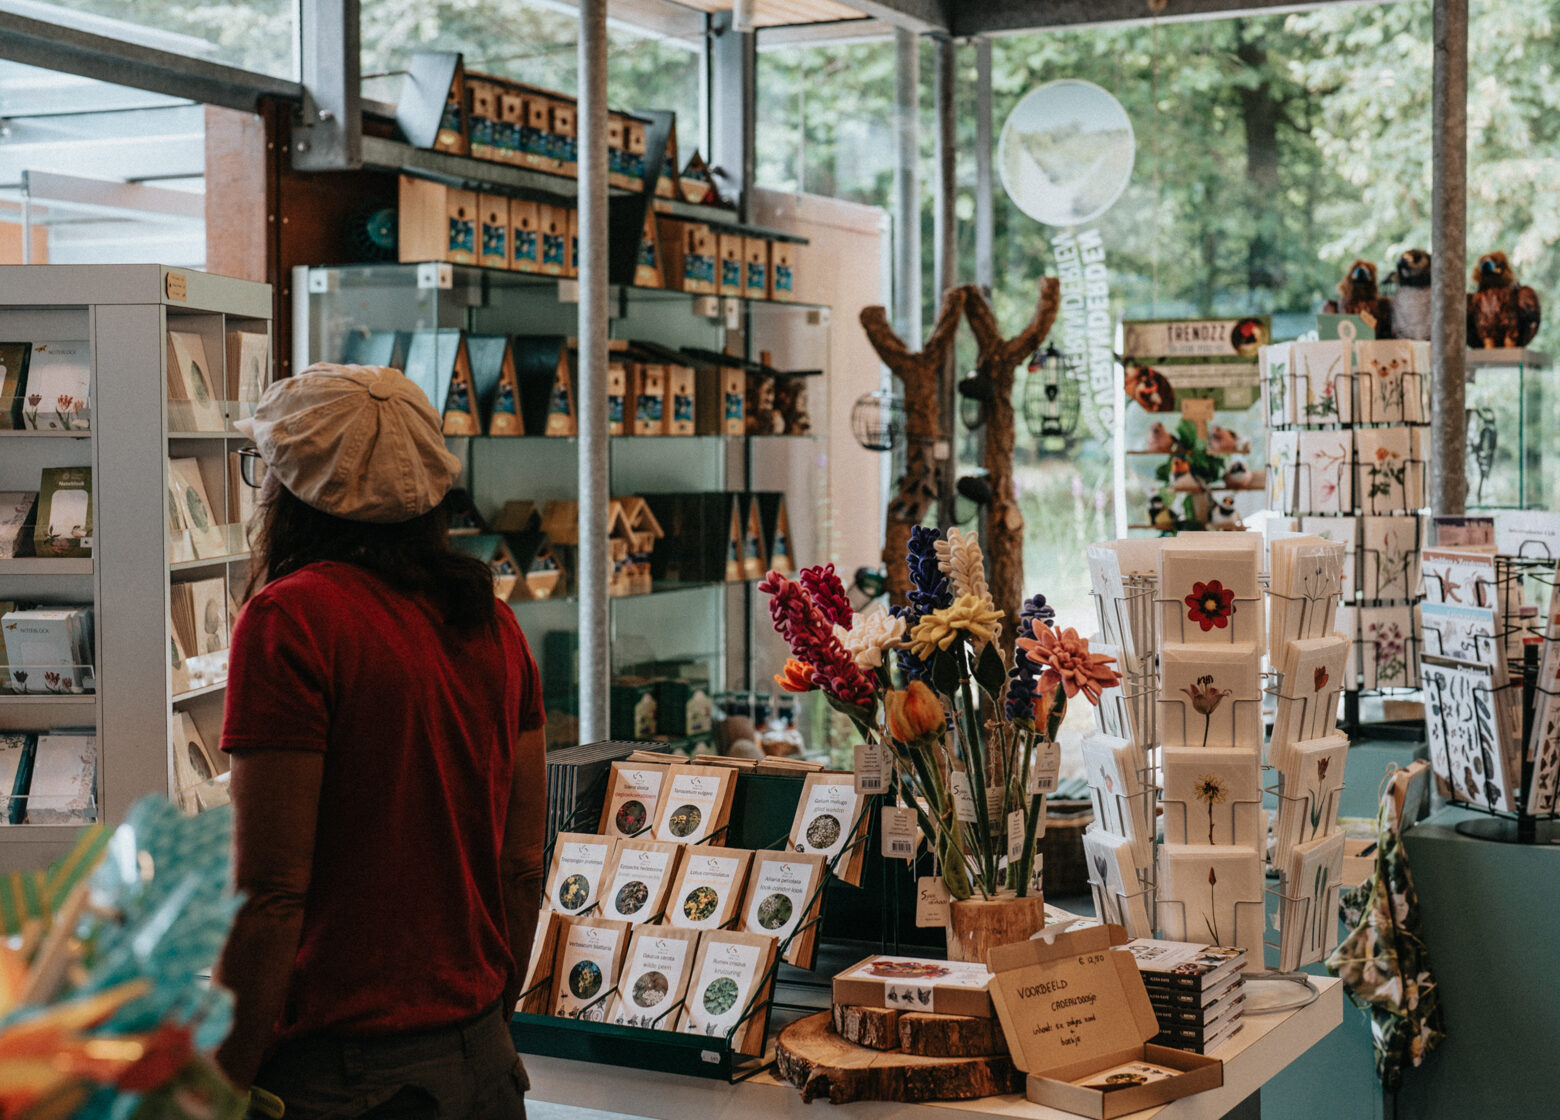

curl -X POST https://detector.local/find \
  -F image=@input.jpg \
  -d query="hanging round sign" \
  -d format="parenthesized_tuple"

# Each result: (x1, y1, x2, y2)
(997, 79, 1135, 227)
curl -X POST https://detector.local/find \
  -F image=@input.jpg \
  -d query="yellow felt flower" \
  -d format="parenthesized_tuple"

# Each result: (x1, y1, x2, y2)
(907, 594, 1004, 661)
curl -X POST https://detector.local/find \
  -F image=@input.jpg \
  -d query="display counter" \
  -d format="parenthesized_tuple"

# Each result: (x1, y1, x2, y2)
(523, 977, 1341, 1120)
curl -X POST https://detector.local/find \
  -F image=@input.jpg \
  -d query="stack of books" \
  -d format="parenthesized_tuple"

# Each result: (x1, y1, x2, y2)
(1125, 938, 1247, 1054)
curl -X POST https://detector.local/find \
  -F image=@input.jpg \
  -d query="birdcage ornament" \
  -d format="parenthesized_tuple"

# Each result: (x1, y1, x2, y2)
(851, 389, 906, 451)
(1021, 344, 1082, 447)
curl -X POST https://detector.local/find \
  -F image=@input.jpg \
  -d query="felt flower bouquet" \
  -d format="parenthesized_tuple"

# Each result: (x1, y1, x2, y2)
(761, 526, 1121, 902)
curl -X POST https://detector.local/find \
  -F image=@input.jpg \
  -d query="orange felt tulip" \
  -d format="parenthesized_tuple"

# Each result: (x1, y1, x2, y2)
(774, 658, 816, 693)
(885, 681, 944, 743)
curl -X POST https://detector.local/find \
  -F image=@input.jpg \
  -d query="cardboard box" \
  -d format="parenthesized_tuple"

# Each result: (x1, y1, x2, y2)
(987, 925, 1224, 1118)
(396, 177, 477, 266)
(539, 205, 569, 277)
(656, 218, 716, 294)
(511, 201, 541, 273)
(743, 238, 770, 300)
(497, 85, 526, 164)
(466, 78, 500, 161)
(479, 195, 510, 270)
(833, 955, 996, 1019)
(717, 234, 745, 297)
(771, 241, 796, 301)
(551, 99, 578, 177)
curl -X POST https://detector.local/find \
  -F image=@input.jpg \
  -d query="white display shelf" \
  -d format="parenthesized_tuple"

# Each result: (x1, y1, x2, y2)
(0, 694, 97, 708)
(0, 429, 92, 439)
(169, 552, 251, 573)
(172, 680, 227, 703)
(0, 558, 93, 575)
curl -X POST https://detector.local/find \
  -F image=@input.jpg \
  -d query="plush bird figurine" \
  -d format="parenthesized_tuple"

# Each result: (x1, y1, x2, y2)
(1207, 425, 1249, 455)
(1224, 460, 1253, 490)
(1468, 251, 1541, 349)
(1146, 421, 1175, 453)
(1392, 249, 1433, 341)
(1169, 455, 1200, 492)
(1148, 494, 1177, 533)
(1208, 496, 1243, 530)
(1324, 259, 1395, 338)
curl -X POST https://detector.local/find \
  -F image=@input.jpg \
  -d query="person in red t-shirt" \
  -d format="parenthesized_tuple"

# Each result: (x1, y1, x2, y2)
(214, 364, 545, 1119)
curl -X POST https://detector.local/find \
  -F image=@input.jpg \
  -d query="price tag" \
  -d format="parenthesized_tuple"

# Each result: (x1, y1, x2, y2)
(854, 742, 887, 794)
(881, 805, 917, 861)
(1028, 740, 1061, 796)
(985, 783, 1004, 818)
(949, 772, 977, 822)
(1007, 810, 1025, 864)
(915, 876, 951, 927)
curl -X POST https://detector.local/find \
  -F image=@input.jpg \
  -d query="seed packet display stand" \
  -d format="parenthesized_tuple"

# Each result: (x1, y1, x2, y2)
(1426, 553, 1560, 844)
(512, 781, 874, 1082)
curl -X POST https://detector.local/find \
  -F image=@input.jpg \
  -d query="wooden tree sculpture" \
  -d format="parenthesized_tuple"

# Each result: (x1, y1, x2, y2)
(961, 277, 1061, 649)
(860, 287, 968, 605)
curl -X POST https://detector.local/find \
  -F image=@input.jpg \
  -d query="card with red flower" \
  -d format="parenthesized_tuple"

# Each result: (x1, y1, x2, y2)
(1157, 643, 1262, 750)
(1273, 733, 1348, 868)
(1354, 340, 1428, 424)
(1270, 635, 1349, 769)
(1156, 845, 1266, 959)
(1288, 340, 1352, 425)
(1157, 536, 1263, 647)
(1162, 746, 1263, 850)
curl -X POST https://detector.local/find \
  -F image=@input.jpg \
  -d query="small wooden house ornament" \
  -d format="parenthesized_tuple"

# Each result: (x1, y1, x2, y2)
(743, 238, 770, 300)
(497, 85, 525, 164)
(718, 235, 744, 297)
(608, 499, 636, 596)
(680, 150, 720, 206)
(466, 334, 521, 436)
(505, 527, 565, 601)
(608, 359, 628, 437)
(635, 210, 664, 289)
(694, 356, 745, 436)
(521, 93, 557, 171)
(771, 241, 797, 301)
(633, 362, 667, 436)
(402, 328, 464, 424)
(725, 494, 745, 581)
(510, 336, 576, 437)
(540, 500, 579, 546)
(511, 202, 541, 273)
(466, 78, 500, 161)
(550, 99, 578, 176)
(440, 335, 482, 436)
(740, 494, 768, 579)
(567, 208, 580, 278)
(396, 51, 467, 156)
(623, 117, 648, 190)
(450, 533, 522, 600)
(619, 496, 665, 595)
(479, 195, 509, 270)
(757, 492, 794, 574)
(538, 205, 569, 276)
(667, 365, 696, 436)
(444, 488, 488, 536)
(655, 121, 682, 199)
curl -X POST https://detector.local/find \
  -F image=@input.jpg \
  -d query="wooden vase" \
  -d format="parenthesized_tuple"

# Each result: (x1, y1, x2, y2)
(944, 891, 1046, 964)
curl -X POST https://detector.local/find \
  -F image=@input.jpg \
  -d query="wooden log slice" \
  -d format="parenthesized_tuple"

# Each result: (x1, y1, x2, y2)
(832, 1004, 899, 1050)
(777, 1011, 1022, 1104)
(898, 1011, 1010, 1058)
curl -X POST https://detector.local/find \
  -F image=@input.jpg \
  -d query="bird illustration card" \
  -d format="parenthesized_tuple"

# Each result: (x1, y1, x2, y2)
(1161, 747, 1262, 850)
(1299, 517, 1358, 600)
(1418, 601, 1499, 664)
(1288, 341, 1351, 425)
(1157, 536, 1264, 647)
(1270, 636, 1349, 766)
(1081, 734, 1151, 868)
(1274, 733, 1349, 868)
(1421, 655, 1515, 812)
(1266, 430, 1300, 515)
(1355, 427, 1423, 515)
(1354, 340, 1428, 424)
(1157, 643, 1262, 750)
(1268, 535, 1346, 663)
(1421, 548, 1498, 608)
(1297, 430, 1352, 514)
(1156, 845, 1266, 959)
(1280, 831, 1345, 972)
(1083, 826, 1153, 938)
(1357, 605, 1420, 690)
(1361, 515, 1424, 600)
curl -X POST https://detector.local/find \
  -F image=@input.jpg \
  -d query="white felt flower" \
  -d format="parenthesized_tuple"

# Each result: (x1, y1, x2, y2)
(834, 605, 907, 670)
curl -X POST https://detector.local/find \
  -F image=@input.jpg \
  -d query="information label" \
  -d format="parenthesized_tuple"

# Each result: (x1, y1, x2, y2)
(915, 876, 952, 927)
(881, 806, 917, 861)
(854, 742, 887, 795)
(950, 772, 977, 822)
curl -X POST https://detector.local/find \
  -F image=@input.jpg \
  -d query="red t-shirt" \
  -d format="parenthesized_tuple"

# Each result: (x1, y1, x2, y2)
(221, 560, 545, 1039)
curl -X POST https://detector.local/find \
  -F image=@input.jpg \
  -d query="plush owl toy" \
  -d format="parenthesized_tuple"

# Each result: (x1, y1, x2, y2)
(1468, 251, 1540, 349)
(1392, 249, 1433, 341)
(1324, 259, 1394, 338)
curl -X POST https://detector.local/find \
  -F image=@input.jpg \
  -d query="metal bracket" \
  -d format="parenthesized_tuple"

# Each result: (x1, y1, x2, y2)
(293, 0, 363, 172)
(416, 262, 454, 290)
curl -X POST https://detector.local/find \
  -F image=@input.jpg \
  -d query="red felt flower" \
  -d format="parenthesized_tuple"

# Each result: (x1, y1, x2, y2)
(1185, 580, 1237, 632)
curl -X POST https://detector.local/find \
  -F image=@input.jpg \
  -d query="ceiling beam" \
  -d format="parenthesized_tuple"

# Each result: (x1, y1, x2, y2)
(951, 0, 1383, 37)
(829, 0, 949, 34)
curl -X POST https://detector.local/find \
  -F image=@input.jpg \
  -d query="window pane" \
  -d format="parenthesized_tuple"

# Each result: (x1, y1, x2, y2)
(3, 0, 298, 80)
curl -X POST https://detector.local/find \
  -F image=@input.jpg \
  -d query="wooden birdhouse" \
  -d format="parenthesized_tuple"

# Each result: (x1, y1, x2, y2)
(634, 210, 664, 289)
(466, 78, 500, 161)
(607, 499, 635, 596)
(666, 365, 696, 436)
(680, 150, 720, 206)
(510, 336, 576, 437)
(491, 500, 542, 535)
(608, 357, 628, 437)
(655, 218, 715, 294)
(695, 355, 745, 436)
(539, 500, 579, 546)
(550, 98, 578, 177)
(619, 496, 665, 595)
(465, 334, 521, 436)
(396, 51, 467, 156)
(450, 533, 521, 600)
(521, 92, 557, 171)
(340, 328, 404, 369)
(718, 235, 744, 297)
(538, 205, 569, 277)
(396, 177, 477, 266)
(739, 493, 767, 579)
(623, 117, 648, 191)
(724, 493, 745, 582)
(510, 201, 540, 273)
(567, 208, 580, 278)
(437, 333, 482, 436)
(743, 238, 770, 300)
(401, 328, 466, 425)
(642, 493, 727, 585)
(756, 492, 794, 574)
(655, 120, 682, 200)
(505, 527, 564, 601)
(607, 113, 626, 187)
(771, 241, 797, 302)
(444, 488, 488, 537)
(496, 84, 525, 165)
(479, 195, 509, 270)
(632, 361, 667, 436)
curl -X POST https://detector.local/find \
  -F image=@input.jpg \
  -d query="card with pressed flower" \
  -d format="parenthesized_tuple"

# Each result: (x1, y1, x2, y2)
(1354, 340, 1428, 424)
(1298, 517, 1358, 600)
(1161, 747, 1262, 850)
(1268, 535, 1346, 664)
(1082, 826, 1153, 938)
(1354, 427, 1424, 515)
(1081, 733, 1151, 868)
(1288, 340, 1351, 425)
(1157, 643, 1262, 749)
(1336, 605, 1359, 685)
(1270, 636, 1349, 765)
(1157, 536, 1263, 647)
(1156, 845, 1266, 959)
(1356, 605, 1420, 690)
(1297, 430, 1353, 514)
(1273, 734, 1348, 868)
(1361, 515, 1424, 600)
(1087, 539, 1161, 672)
(1421, 548, 1498, 609)
(1091, 641, 1146, 748)
(1259, 342, 1290, 429)
(1279, 831, 1346, 971)
(1421, 655, 1516, 813)
(1266, 430, 1300, 515)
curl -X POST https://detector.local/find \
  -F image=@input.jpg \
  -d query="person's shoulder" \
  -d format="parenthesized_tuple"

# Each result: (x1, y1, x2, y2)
(242, 562, 370, 620)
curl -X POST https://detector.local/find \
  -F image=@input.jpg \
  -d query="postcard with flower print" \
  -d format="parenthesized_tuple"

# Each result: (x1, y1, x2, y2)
(1162, 747, 1262, 850)
(1260, 343, 1291, 429)
(1274, 734, 1348, 868)
(1357, 605, 1420, 690)
(1289, 340, 1351, 425)
(1421, 655, 1515, 813)
(1081, 734, 1152, 868)
(1088, 539, 1162, 672)
(1158, 643, 1262, 750)
(1268, 535, 1346, 663)
(1298, 430, 1352, 515)
(1270, 636, 1349, 765)
(1083, 826, 1153, 938)
(1354, 340, 1428, 424)
(1157, 845, 1266, 959)
(1266, 430, 1300, 515)
(1421, 548, 1498, 609)
(1355, 427, 1422, 516)
(1298, 517, 1358, 600)
(1280, 831, 1346, 972)
(1361, 515, 1423, 601)
(1158, 537, 1264, 647)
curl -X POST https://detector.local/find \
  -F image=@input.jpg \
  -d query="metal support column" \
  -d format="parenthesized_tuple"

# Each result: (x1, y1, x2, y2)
(892, 26, 922, 346)
(294, 0, 362, 171)
(932, 34, 958, 528)
(578, 0, 611, 742)
(974, 36, 994, 294)
(709, 12, 756, 221)
(1430, 0, 1469, 515)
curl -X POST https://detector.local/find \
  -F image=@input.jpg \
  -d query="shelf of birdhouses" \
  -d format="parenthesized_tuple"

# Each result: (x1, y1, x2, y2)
(360, 136, 638, 204)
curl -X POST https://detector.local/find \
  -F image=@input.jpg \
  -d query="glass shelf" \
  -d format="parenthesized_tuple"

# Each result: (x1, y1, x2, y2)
(170, 523, 250, 569)
(1, 395, 92, 433)
(167, 398, 261, 437)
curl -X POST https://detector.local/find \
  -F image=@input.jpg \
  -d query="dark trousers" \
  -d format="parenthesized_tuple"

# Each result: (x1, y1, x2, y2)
(251, 1004, 528, 1120)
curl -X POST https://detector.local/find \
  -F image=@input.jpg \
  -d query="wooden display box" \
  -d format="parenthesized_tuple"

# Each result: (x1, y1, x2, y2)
(656, 218, 716, 294)
(397, 177, 478, 266)
(632, 363, 667, 436)
(833, 956, 997, 1020)
(497, 85, 526, 165)
(522, 94, 558, 171)
(539, 205, 570, 277)
(987, 925, 1223, 1119)
(551, 99, 578, 177)
(666, 365, 696, 435)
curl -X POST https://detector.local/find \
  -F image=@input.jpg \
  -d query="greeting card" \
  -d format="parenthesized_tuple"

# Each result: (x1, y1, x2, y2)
(1156, 845, 1266, 959)
(1087, 538, 1161, 672)
(1299, 517, 1358, 600)
(1270, 636, 1348, 767)
(1273, 734, 1348, 868)
(1259, 343, 1290, 429)
(1362, 515, 1424, 600)
(1354, 340, 1428, 424)
(1268, 535, 1345, 663)
(1280, 831, 1345, 971)
(1289, 340, 1351, 425)
(1336, 605, 1359, 686)
(1157, 643, 1262, 750)
(1092, 641, 1145, 748)
(1297, 430, 1352, 514)
(1357, 605, 1420, 690)
(1421, 655, 1515, 812)
(1421, 548, 1497, 609)
(1081, 734, 1151, 869)
(1082, 826, 1153, 937)
(1418, 601, 1499, 664)
(1161, 747, 1262, 850)
(1493, 509, 1560, 560)
(1355, 427, 1424, 515)
(1266, 430, 1299, 515)
(1157, 536, 1263, 647)
(609, 927, 699, 1030)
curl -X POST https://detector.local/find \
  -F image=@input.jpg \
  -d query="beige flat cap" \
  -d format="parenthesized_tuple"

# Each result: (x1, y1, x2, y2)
(237, 363, 462, 524)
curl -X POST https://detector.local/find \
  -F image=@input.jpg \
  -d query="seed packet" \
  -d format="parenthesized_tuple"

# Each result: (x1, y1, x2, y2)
(739, 850, 825, 968)
(788, 772, 867, 885)
(609, 926, 700, 1030)
(544, 832, 617, 916)
(599, 761, 667, 838)
(677, 929, 775, 1055)
(550, 916, 629, 1021)
(652, 764, 735, 845)
(518, 910, 564, 1015)
(600, 838, 682, 925)
(664, 845, 751, 931)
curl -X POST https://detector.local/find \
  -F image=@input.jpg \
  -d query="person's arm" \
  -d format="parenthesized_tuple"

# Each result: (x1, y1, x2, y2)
(213, 749, 325, 1088)
(500, 726, 547, 1014)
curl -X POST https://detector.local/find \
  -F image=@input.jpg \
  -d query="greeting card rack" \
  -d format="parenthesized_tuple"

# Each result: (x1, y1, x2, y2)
(512, 770, 876, 1082)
